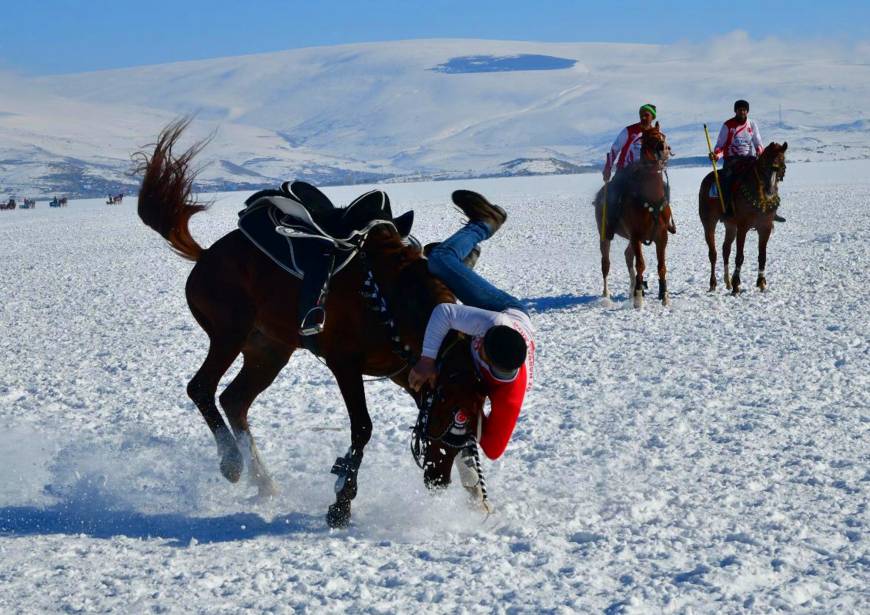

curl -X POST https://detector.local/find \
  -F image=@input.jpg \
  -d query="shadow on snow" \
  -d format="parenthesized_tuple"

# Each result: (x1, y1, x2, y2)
(0, 503, 326, 546)
(526, 294, 600, 313)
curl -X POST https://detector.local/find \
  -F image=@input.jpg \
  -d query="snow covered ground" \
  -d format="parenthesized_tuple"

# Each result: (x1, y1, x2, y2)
(0, 160, 867, 613)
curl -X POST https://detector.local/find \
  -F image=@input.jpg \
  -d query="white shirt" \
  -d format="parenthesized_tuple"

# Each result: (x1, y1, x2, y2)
(421, 303, 536, 384)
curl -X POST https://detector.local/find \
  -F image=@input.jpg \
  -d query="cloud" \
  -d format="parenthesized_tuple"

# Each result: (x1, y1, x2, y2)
(662, 30, 870, 65)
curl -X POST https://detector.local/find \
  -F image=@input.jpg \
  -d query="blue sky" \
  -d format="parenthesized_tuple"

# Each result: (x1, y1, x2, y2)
(2, 0, 868, 75)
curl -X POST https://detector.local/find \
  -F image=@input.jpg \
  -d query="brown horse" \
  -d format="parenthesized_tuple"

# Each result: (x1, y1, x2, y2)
(136, 121, 485, 528)
(699, 143, 787, 294)
(594, 123, 673, 307)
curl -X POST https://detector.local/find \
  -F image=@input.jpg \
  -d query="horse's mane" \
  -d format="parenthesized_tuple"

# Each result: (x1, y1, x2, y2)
(363, 228, 455, 333)
(758, 143, 785, 165)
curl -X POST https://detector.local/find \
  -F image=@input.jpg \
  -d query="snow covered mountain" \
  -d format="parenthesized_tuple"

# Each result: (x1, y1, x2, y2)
(2, 33, 869, 197)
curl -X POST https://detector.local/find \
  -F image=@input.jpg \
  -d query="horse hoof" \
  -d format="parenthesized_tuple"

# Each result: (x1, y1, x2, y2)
(219, 447, 244, 483)
(661, 294, 670, 306)
(757, 277, 767, 291)
(327, 500, 352, 529)
(633, 296, 643, 309)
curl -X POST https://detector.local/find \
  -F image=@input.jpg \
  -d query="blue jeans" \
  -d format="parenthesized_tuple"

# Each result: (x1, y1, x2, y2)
(427, 222, 527, 314)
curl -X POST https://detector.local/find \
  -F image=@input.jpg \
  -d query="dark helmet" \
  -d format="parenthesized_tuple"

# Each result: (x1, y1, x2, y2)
(734, 99, 750, 112)
(483, 325, 527, 377)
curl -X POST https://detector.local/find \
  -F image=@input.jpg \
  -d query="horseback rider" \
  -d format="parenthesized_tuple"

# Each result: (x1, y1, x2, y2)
(409, 191, 535, 474)
(602, 104, 676, 240)
(711, 99, 786, 222)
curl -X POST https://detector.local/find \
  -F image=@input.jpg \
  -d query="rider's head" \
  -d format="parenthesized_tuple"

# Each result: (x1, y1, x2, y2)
(482, 325, 527, 379)
(734, 99, 750, 121)
(639, 103, 657, 126)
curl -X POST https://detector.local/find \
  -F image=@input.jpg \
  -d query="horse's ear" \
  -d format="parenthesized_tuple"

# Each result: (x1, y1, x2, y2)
(782, 141, 788, 151)
(655, 121, 660, 129)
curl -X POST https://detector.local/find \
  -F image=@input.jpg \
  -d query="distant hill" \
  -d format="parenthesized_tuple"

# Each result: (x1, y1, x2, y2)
(1, 36, 869, 197)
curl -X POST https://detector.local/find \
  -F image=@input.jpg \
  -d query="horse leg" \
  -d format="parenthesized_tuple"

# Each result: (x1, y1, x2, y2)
(326, 361, 372, 529)
(423, 445, 457, 489)
(722, 225, 736, 290)
(703, 219, 719, 291)
(757, 224, 772, 291)
(218, 333, 293, 498)
(632, 239, 646, 308)
(732, 226, 748, 295)
(624, 243, 636, 297)
(187, 337, 246, 483)
(600, 239, 611, 298)
(655, 233, 669, 305)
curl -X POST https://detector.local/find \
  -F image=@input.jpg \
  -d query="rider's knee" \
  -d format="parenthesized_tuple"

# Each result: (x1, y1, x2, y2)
(426, 247, 454, 277)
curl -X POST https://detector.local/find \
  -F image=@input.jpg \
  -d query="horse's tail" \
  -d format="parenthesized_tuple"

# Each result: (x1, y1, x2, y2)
(135, 118, 210, 262)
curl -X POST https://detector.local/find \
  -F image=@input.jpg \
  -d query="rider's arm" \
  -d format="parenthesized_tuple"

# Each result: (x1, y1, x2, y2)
(713, 123, 728, 159)
(421, 303, 502, 359)
(604, 128, 628, 177)
(751, 120, 764, 156)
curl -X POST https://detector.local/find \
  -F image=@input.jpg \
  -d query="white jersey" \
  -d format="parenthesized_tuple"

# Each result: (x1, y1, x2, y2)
(714, 118, 764, 160)
(421, 303, 535, 385)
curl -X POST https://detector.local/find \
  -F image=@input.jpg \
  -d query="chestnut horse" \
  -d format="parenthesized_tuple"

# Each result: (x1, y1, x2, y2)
(136, 121, 485, 528)
(699, 142, 787, 294)
(594, 123, 673, 307)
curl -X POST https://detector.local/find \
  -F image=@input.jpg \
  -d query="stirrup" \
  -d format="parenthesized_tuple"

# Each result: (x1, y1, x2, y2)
(299, 306, 326, 336)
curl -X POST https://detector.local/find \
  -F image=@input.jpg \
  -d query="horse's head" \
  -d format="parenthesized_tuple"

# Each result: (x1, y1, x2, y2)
(758, 142, 788, 195)
(422, 333, 487, 447)
(762, 141, 788, 180)
(640, 122, 669, 166)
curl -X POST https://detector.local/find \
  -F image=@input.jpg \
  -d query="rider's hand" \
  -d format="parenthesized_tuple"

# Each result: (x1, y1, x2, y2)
(408, 357, 438, 392)
(708, 152, 717, 162)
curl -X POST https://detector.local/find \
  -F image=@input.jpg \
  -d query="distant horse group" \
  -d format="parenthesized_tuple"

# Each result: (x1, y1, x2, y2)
(1, 196, 69, 209)
(107, 193, 125, 205)
(594, 126, 788, 304)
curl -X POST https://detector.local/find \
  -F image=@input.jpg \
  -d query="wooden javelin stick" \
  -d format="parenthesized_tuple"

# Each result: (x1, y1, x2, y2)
(704, 124, 726, 214)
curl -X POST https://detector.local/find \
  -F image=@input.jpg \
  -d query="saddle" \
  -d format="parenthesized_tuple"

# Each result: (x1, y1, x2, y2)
(238, 180, 414, 341)
(709, 158, 759, 213)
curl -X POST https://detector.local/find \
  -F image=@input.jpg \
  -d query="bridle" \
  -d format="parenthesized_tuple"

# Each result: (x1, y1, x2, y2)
(630, 130, 671, 244)
(746, 151, 786, 213)
(409, 334, 481, 468)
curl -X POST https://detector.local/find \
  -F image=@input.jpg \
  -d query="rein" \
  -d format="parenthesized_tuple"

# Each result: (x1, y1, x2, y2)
(630, 158, 669, 245)
(752, 166, 781, 212)
(408, 334, 464, 469)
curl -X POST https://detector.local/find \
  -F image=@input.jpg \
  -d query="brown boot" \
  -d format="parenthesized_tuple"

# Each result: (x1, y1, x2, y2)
(451, 190, 507, 235)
